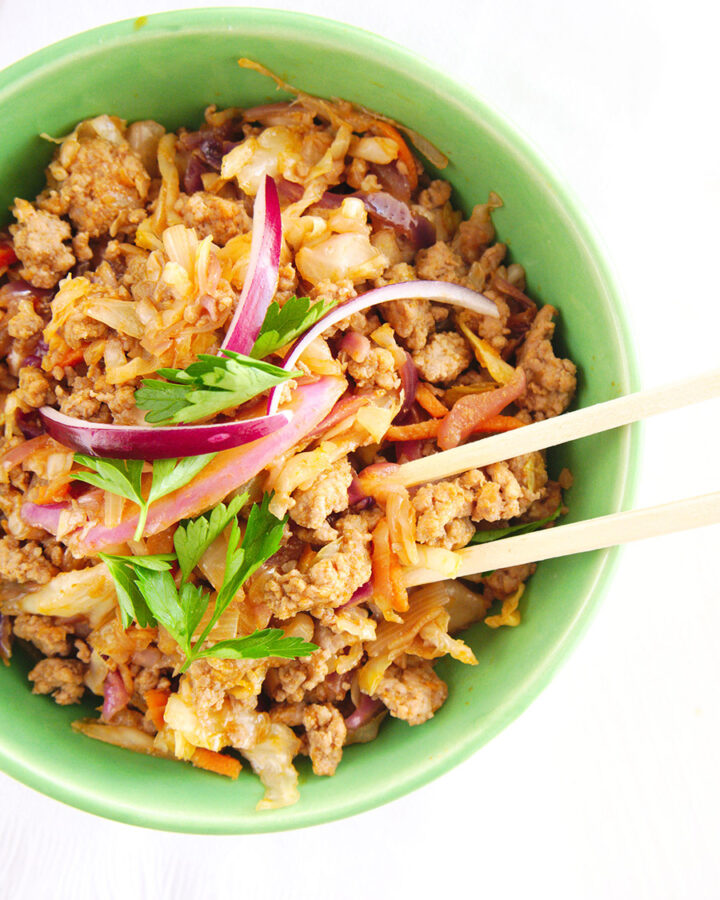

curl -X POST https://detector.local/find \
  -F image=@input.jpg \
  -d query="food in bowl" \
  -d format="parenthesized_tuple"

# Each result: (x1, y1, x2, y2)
(0, 64, 577, 810)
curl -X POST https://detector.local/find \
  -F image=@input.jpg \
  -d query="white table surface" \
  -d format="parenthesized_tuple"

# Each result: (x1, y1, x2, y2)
(1, 1, 719, 897)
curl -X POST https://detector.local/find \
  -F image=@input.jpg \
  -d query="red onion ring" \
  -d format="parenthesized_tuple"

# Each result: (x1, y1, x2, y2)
(78, 376, 346, 552)
(268, 281, 498, 415)
(221, 174, 281, 355)
(20, 501, 68, 534)
(38, 406, 291, 460)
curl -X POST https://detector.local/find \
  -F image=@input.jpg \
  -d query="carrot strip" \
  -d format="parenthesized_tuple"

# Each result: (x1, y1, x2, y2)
(191, 747, 242, 780)
(385, 419, 441, 441)
(415, 383, 449, 418)
(33, 478, 72, 504)
(371, 517, 407, 622)
(144, 688, 170, 731)
(371, 121, 418, 190)
(472, 414, 526, 434)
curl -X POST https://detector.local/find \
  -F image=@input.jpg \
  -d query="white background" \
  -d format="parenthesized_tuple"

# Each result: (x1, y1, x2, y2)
(1, 1, 719, 897)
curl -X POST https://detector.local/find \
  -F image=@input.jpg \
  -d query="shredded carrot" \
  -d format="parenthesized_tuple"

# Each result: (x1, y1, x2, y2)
(472, 414, 526, 434)
(371, 120, 418, 190)
(54, 347, 86, 369)
(415, 383, 449, 418)
(144, 688, 170, 731)
(385, 419, 441, 441)
(371, 517, 408, 621)
(191, 747, 242, 780)
(33, 478, 71, 504)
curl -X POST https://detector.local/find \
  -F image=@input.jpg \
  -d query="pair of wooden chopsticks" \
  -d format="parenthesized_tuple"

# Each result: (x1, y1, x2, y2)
(401, 369, 720, 586)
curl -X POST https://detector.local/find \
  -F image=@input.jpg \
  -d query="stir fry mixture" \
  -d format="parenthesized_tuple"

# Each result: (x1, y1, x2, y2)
(0, 67, 577, 808)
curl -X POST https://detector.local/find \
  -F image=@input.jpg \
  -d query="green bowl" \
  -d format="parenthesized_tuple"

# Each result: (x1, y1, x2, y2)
(0, 8, 639, 833)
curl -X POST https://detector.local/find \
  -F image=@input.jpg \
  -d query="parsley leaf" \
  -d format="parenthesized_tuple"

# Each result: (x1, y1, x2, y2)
(234, 492, 287, 587)
(72, 453, 216, 541)
(135, 350, 299, 425)
(196, 630, 318, 661)
(250, 296, 338, 359)
(470, 505, 563, 545)
(97, 552, 171, 629)
(100, 492, 307, 670)
(173, 493, 248, 582)
(72, 456, 144, 509)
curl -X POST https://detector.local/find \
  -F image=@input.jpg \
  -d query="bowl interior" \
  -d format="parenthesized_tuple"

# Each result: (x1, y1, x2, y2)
(0, 9, 638, 833)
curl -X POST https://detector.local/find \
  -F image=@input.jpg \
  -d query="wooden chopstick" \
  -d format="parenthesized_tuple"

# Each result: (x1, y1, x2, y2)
(395, 368, 720, 487)
(404, 490, 720, 586)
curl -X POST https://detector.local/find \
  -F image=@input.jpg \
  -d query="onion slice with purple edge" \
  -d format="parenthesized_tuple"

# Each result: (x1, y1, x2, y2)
(221, 174, 282, 355)
(20, 501, 68, 534)
(345, 693, 385, 730)
(268, 281, 499, 415)
(38, 406, 291, 460)
(77, 376, 346, 552)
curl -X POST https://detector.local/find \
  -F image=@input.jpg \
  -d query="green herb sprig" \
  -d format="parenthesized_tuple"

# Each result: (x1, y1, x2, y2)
(72, 453, 215, 541)
(99, 493, 315, 671)
(250, 295, 338, 360)
(470, 505, 563, 545)
(135, 350, 299, 425)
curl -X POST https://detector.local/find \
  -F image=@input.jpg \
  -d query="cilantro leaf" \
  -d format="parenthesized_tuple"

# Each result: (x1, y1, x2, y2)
(179, 581, 210, 645)
(135, 350, 299, 425)
(196, 629, 318, 661)
(173, 493, 247, 582)
(148, 455, 216, 506)
(134, 566, 190, 653)
(470, 505, 563, 545)
(250, 296, 338, 359)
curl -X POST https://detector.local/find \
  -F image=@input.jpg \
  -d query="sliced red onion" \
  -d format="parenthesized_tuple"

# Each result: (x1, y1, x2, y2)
(21, 501, 68, 534)
(338, 330, 371, 361)
(221, 174, 281, 355)
(369, 162, 412, 203)
(395, 439, 423, 462)
(277, 180, 433, 248)
(102, 669, 129, 722)
(78, 376, 346, 552)
(39, 406, 291, 460)
(437, 368, 527, 450)
(348, 476, 371, 508)
(303, 393, 368, 442)
(345, 693, 385, 730)
(338, 579, 373, 611)
(268, 281, 498, 415)
(398, 352, 418, 419)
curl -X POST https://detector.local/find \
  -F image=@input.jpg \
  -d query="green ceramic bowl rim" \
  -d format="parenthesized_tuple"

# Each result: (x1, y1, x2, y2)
(0, 8, 641, 833)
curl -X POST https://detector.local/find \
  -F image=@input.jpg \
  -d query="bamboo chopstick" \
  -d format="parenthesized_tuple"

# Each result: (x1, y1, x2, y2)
(403, 490, 720, 586)
(395, 368, 720, 487)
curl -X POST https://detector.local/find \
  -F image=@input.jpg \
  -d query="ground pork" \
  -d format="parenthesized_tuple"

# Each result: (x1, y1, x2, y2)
(16, 367, 52, 408)
(40, 137, 150, 238)
(303, 703, 346, 776)
(255, 515, 372, 621)
(343, 344, 400, 392)
(12, 613, 72, 656)
(265, 651, 330, 704)
(9, 200, 75, 289)
(373, 659, 447, 725)
(412, 331, 472, 384)
(7, 298, 45, 341)
(452, 196, 500, 264)
(380, 296, 435, 350)
(483, 563, 537, 601)
(289, 457, 352, 530)
(175, 191, 252, 245)
(415, 240, 467, 283)
(28, 658, 87, 705)
(516, 305, 577, 420)
(0, 536, 57, 584)
(413, 452, 548, 546)
(418, 179, 452, 209)
(268, 702, 306, 728)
